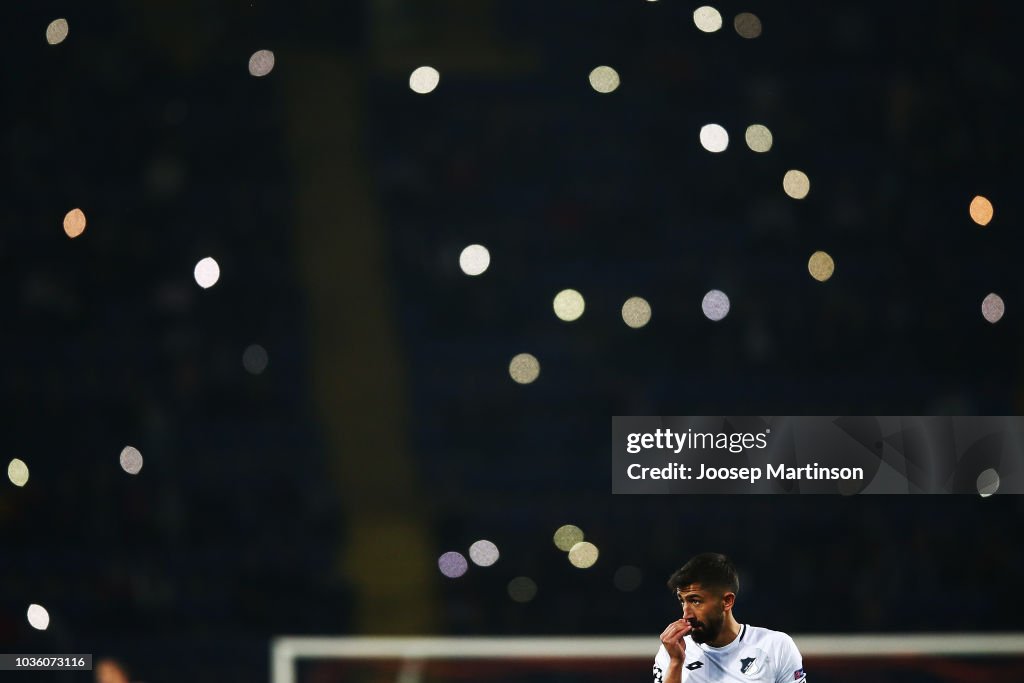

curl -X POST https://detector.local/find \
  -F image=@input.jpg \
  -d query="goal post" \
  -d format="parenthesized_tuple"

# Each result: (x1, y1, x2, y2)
(271, 633, 1024, 683)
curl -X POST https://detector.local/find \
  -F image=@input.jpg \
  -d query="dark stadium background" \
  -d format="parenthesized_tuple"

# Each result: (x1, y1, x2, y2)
(2, 1, 1023, 681)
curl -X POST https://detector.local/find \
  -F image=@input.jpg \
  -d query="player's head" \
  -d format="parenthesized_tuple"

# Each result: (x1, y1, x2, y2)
(667, 552, 739, 644)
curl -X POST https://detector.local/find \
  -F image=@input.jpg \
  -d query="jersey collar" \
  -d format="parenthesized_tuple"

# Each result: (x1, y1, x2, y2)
(697, 624, 746, 653)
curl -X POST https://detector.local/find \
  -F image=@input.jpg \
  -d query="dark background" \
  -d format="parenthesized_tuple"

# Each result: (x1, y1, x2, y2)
(2, 1, 1023, 681)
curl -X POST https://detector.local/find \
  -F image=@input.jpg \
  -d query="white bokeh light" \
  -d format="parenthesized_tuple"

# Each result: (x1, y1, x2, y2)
(589, 66, 621, 94)
(808, 251, 836, 282)
(248, 50, 275, 77)
(509, 353, 540, 384)
(194, 257, 220, 289)
(783, 170, 811, 199)
(568, 542, 599, 569)
(977, 468, 1000, 497)
(694, 6, 723, 32)
(410, 66, 441, 94)
(702, 289, 730, 321)
(469, 540, 500, 567)
(120, 446, 143, 475)
(8, 458, 29, 487)
(553, 289, 585, 322)
(981, 293, 1005, 324)
(27, 604, 50, 630)
(699, 124, 729, 153)
(46, 19, 69, 45)
(459, 244, 490, 276)
(744, 124, 773, 152)
(621, 297, 652, 329)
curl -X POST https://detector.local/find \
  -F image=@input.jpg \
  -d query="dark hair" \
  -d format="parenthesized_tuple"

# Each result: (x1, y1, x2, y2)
(667, 552, 739, 594)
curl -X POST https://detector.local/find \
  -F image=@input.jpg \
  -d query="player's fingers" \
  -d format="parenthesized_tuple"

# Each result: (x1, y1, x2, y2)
(660, 622, 683, 641)
(660, 620, 689, 642)
(669, 619, 690, 634)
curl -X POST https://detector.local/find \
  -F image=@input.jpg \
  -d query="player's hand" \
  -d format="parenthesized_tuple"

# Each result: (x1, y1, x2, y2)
(660, 619, 692, 661)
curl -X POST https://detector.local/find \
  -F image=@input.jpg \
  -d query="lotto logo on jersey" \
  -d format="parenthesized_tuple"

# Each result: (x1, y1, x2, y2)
(793, 668, 805, 680)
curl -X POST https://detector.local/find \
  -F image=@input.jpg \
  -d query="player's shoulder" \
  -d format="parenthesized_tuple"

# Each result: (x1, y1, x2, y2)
(741, 625, 800, 651)
(738, 626, 804, 680)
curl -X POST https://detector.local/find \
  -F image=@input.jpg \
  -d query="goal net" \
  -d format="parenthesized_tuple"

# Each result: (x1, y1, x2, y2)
(271, 634, 1024, 683)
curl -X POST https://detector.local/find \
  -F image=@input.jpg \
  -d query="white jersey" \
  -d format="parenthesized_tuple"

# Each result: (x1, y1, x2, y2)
(653, 624, 806, 683)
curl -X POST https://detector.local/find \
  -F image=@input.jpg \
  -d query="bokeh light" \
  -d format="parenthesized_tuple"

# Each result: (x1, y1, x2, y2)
(94, 660, 131, 683)
(734, 12, 763, 38)
(970, 195, 994, 226)
(553, 289, 585, 322)
(46, 19, 69, 45)
(63, 208, 86, 238)
(981, 293, 1004, 323)
(248, 50, 275, 77)
(509, 353, 540, 384)
(621, 297, 652, 329)
(589, 66, 621, 94)
(119, 446, 143, 475)
(553, 524, 584, 551)
(438, 551, 469, 578)
(468, 540, 500, 567)
(808, 251, 835, 282)
(27, 604, 50, 630)
(693, 6, 723, 32)
(409, 66, 441, 94)
(8, 458, 29, 487)
(783, 170, 810, 199)
(977, 468, 999, 497)
(744, 124, 773, 152)
(194, 257, 220, 289)
(507, 577, 538, 603)
(701, 289, 730, 321)
(243, 344, 269, 375)
(568, 541, 599, 569)
(614, 565, 644, 592)
(459, 244, 490, 276)
(699, 124, 729, 153)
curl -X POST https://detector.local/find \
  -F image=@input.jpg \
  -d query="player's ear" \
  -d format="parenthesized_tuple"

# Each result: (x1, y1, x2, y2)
(721, 591, 736, 611)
